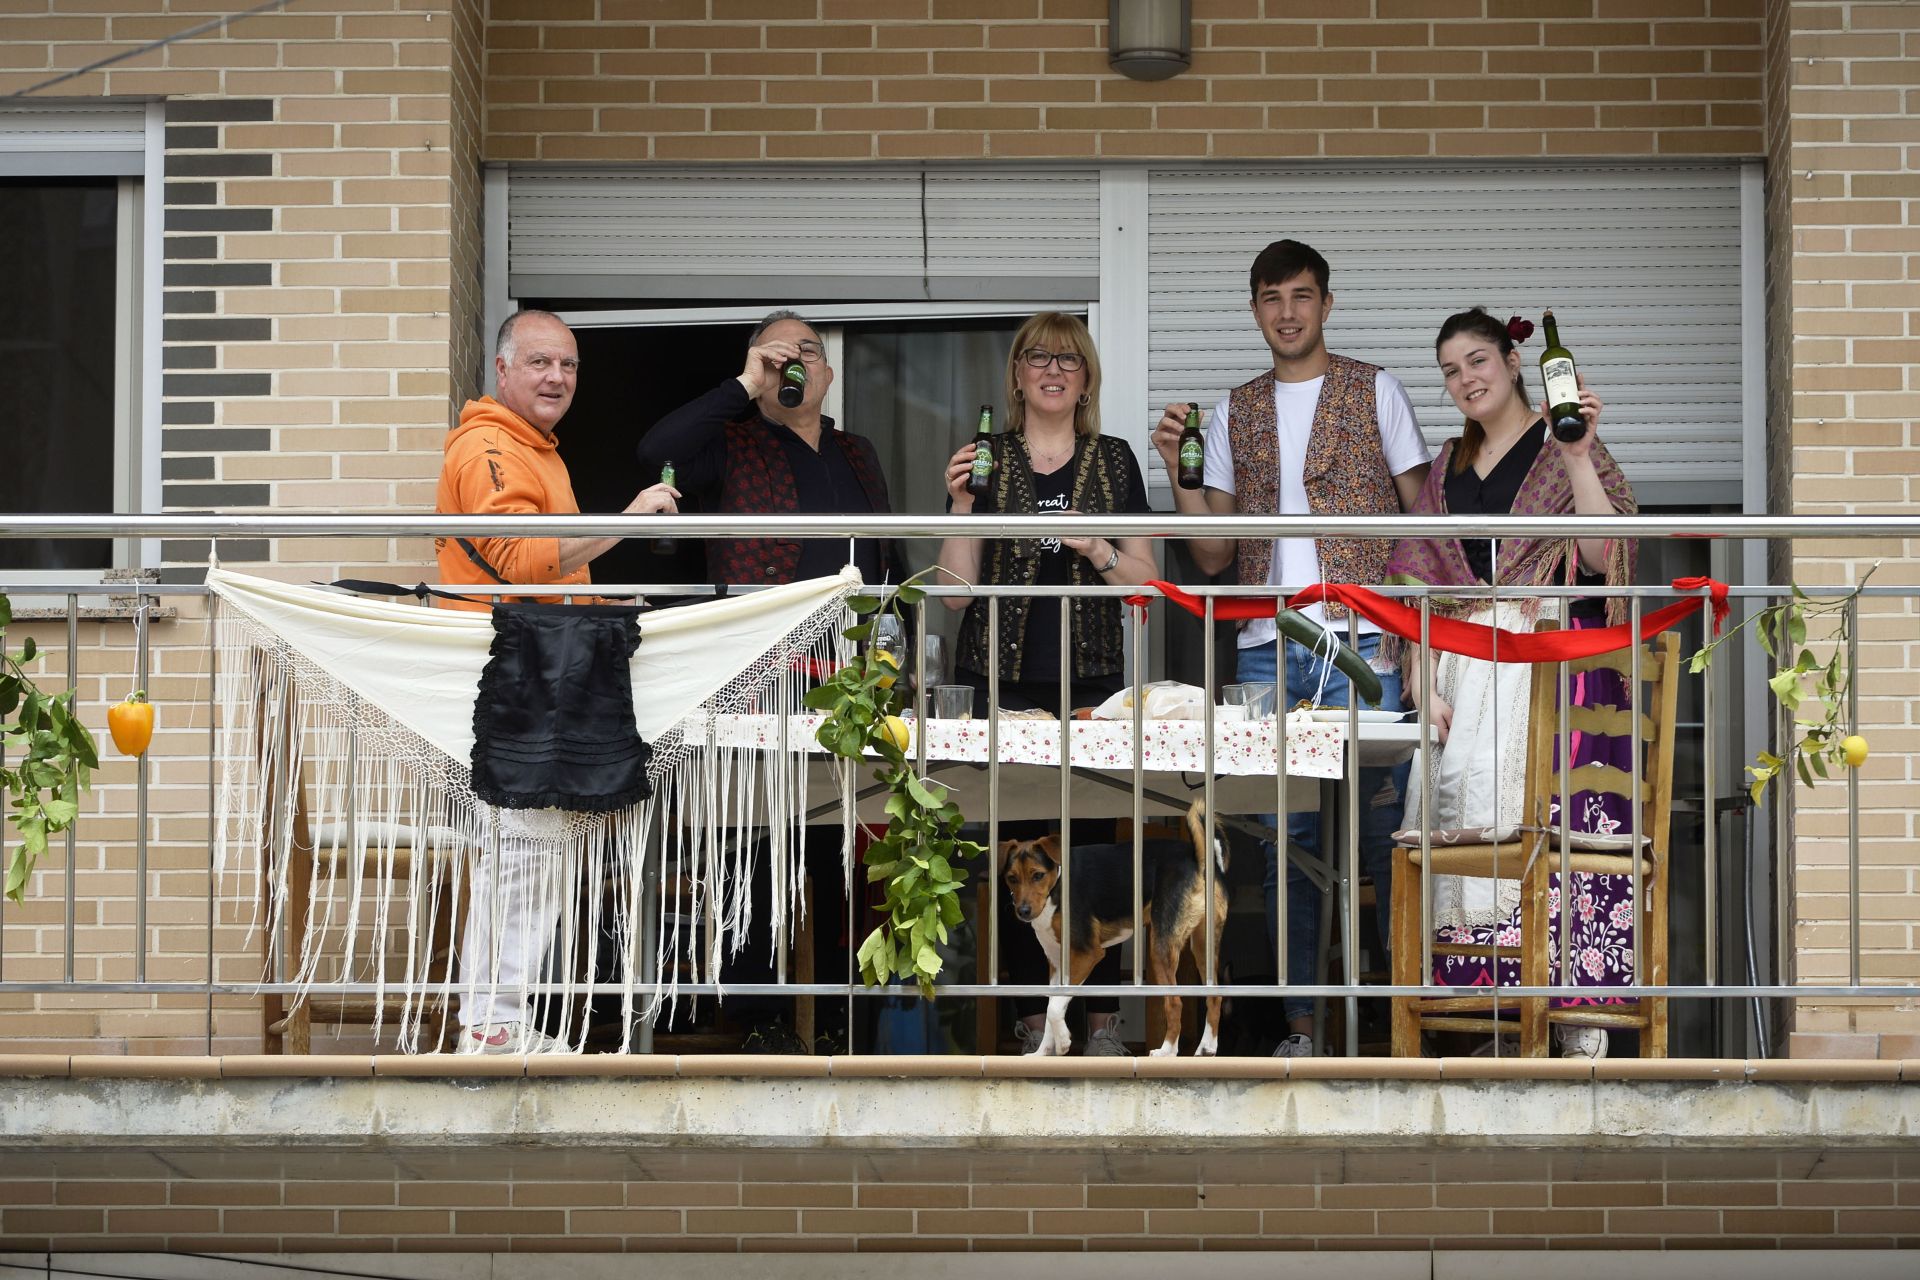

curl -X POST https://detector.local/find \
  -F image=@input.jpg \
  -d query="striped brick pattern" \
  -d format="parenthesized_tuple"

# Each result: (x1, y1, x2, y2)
(1, 1146, 1915, 1251)
(484, 0, 1767, 163)
(1770, 0, 1920, 1042)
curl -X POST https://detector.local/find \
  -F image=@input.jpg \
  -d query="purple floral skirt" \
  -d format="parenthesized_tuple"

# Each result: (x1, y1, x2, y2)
(1430, 615, 1639, 1007)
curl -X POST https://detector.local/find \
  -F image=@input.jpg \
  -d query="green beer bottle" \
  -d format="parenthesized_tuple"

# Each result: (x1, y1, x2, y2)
(965, 404, 996, 502)
(1177, 402, 1205, 490)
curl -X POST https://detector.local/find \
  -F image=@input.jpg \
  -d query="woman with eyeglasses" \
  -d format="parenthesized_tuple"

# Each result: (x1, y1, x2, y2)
(936, 312, 1156, 1056)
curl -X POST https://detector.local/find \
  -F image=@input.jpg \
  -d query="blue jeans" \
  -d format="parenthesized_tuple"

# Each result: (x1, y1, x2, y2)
(1237, 632, 1410, 1025)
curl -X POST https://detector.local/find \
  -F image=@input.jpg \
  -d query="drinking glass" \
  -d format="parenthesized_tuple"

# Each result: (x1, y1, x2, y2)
(932, 685, 974, 720)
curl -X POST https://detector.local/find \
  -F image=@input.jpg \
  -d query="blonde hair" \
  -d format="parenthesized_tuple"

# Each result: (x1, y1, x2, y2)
(1004, 311, 1102, 437)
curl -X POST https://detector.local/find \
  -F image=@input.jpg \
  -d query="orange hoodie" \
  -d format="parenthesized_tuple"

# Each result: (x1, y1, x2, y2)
(434, 396, 592, 610)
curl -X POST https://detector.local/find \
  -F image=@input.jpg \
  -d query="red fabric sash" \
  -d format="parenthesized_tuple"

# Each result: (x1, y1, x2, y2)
(1135, 578, 1729, 664)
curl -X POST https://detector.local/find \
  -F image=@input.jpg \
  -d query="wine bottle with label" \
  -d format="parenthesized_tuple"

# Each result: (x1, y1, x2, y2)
(1538, 310, 1586, 443)
(1177, 401, 1205, 490)
(965, 404, 996, 502)
(776, 357, 807, 408)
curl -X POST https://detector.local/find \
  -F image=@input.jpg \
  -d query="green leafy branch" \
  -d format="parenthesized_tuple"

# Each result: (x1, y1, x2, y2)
(802, 575, 983, 999)
(0, 592, 99, 903)
(1688, 564, 1876, 802)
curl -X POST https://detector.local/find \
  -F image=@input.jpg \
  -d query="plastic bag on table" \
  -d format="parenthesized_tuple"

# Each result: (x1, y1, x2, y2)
(1090, 680, 1206, 722)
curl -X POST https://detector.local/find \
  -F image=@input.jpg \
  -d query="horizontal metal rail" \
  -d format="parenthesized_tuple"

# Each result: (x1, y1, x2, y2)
(2, 512, 1920, 540)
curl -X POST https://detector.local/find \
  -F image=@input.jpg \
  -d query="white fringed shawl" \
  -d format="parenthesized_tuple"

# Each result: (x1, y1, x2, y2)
(208, 565, 858, 1052)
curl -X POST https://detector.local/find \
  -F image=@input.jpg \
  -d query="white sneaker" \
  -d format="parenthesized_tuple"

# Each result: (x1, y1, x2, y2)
(1556, 1025, 1609, 1060)
(458, 1020, 563, 1055)
(1273, 1033, 1315, 1058)
(1012, 1020, 1044, 1055)
(1084, 1017, 1130, 1057)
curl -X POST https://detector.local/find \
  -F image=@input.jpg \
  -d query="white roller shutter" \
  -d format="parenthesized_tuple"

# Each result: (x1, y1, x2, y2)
(509, 166, 1101, 302)
(1147, 163, 1748, 500)
(0, 102, 146, 176)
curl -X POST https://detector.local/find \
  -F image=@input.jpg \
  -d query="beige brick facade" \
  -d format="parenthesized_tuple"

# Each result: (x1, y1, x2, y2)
(0, 0, 1913, 1065)
(484, 0, 1767, 163)
(1765, 0, 1920, 1048)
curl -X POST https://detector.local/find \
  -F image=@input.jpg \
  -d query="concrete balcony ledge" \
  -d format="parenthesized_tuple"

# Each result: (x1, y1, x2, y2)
(2, 1055, 1915, 1152)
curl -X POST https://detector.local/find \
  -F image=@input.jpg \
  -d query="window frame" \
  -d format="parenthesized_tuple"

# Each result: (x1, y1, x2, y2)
(0, 103, 158, 584)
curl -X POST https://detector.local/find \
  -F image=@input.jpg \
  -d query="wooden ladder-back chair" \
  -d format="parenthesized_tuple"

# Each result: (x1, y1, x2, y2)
(1389, 627, 1680, 1058)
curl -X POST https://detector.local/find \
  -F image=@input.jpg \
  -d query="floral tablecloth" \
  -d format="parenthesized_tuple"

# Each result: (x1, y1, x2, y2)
(710, 712, 1346, 780)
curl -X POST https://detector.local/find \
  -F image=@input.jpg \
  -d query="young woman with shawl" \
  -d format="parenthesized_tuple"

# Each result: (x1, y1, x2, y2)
(1385, 307, 1639, 1059)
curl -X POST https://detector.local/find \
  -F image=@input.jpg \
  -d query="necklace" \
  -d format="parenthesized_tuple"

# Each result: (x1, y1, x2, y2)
(1023, 435, 1074, 468)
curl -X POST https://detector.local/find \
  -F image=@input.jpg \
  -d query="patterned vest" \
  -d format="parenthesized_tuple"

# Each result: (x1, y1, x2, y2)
(709, 417, 893, 585)
(955, 432, 1133, 684)
(1226, 353, 1398, 622)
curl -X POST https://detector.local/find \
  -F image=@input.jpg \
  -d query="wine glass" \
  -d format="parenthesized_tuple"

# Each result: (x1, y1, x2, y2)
(917, 631, 949, 692)
(870, 613, 906, 696)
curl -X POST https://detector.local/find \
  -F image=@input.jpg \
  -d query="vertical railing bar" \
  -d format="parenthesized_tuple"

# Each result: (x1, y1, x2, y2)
(1344, 608, 1360, 1059)
(1630, 596, 1644, 991)
(1130, 601, 1144, 989)
(1846, 595, 1860, 989)
(64, 594, 78, 985)
(986, 597, 1000, 1003)
(1702, 598, 1717, 990)
(1418, 595, 1432, 994)
(135, 597, 151, 986)
(1276, 597, 1289, 994)
(1058, 599, 1072, 1011)
(1558, 654, 1572, 999)
(1201, 595, 1216, 999)
(1774, 640, 1792, 995)
(205, 585, 219, 1054)
(913, 597, 928, 777)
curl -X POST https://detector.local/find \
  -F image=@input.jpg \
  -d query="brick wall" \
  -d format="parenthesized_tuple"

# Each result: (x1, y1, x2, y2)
(0, 1, 471, 581)
(2, 1145, 1915, 1251)
(0, 2, 478, 1052)
(1769, 0, 1920, 1050)
(484, 0, 1766, 163)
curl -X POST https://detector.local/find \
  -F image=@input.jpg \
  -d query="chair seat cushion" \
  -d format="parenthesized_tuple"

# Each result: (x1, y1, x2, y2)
(1393, 824, 1648, 852)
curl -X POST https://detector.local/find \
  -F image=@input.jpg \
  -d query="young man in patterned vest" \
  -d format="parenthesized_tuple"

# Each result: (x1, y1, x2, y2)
(1151, 239, 1431, 1059)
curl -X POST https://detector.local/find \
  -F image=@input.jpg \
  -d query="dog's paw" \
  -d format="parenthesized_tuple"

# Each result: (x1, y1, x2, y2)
(1148, 1041, 1179, 1058)
(1195, 1026, 1219, 1057)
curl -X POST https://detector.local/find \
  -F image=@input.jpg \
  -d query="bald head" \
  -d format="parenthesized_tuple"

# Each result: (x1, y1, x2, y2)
(493, 310, 578, 434)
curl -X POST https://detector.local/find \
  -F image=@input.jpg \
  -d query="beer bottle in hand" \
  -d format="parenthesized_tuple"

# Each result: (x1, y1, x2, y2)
(776, 357, 807, 408)
(964, 404, 996, 502)
(1538, 311, 1586, 443)
(652, 461, 677, 556)
(1176, 401, 1206, 490)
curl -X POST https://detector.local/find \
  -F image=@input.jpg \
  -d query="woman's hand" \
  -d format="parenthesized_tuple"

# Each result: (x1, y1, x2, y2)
(1404, 664, 1453, 744)
(1055, 507, 1111, 566)
(1546, 372, 1603, 460)
(944, 443, 980, 510)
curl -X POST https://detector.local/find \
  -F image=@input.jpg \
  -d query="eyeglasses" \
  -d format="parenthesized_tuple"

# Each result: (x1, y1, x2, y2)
(795, 339, 826, 364)
(1020, 347, 1085, 373)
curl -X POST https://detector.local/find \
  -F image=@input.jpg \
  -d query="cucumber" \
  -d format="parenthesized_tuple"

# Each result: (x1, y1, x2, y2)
(1273, 607, 1385, 708)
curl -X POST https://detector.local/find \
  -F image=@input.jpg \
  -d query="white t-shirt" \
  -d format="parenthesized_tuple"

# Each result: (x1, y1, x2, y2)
(1201, 367, 1430, 648)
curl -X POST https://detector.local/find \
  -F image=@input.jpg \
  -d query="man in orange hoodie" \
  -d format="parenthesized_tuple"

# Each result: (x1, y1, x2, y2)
(438, 308, 677, 1053)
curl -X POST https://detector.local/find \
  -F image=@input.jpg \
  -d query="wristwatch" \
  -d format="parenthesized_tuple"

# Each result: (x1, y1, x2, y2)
(1097, 544, 1120, 574)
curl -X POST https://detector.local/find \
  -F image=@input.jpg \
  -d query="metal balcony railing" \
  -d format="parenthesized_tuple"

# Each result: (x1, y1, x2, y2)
(0, 512, 1914, 1058)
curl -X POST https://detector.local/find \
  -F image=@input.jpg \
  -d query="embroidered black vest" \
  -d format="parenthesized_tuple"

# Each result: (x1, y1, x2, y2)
(955, 432, 1133, 684)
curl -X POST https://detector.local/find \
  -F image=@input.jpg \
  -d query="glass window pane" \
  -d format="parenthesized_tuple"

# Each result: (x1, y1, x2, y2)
(0, 178, 118, 571)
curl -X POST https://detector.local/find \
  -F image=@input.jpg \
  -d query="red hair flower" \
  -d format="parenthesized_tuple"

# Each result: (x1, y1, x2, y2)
(1506, 315, 1535, 344)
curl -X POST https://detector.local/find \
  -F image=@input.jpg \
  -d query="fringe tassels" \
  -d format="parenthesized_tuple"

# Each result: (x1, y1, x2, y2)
(213, 595, 852, 1052)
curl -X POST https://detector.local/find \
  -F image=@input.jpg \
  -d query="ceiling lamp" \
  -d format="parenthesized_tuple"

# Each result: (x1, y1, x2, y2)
(1109, 0, 1191, 81)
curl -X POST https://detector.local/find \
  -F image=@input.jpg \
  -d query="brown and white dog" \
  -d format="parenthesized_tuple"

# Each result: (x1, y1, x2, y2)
(1002, 801, 1228, 1057)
